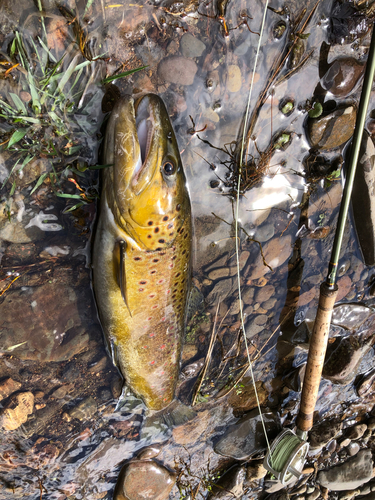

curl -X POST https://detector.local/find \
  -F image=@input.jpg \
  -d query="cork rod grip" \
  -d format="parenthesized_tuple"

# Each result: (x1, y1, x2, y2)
(296, 282, 338, 433)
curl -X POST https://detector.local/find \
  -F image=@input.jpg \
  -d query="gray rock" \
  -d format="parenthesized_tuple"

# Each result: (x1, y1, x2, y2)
(0, 284, 89, 362)
(68, 396, 98, 420)
(255, 285, 275, 303)
(347, 442, 360, 457)
(207, 465, 246, 498)
(310, 418, 342, 449)
(331, 304, 372, 331)
(321, 58, 364, 97)
(254, 223, 274, 242)
(214, 409, 281, 460)
(206, 278, 234, 304)
(180, 33, 206, 58)
(307, 105, 356, 150)
(345, 424, 367, 441)
(157, 56, 198, 85)
(317, 449, 373, 491)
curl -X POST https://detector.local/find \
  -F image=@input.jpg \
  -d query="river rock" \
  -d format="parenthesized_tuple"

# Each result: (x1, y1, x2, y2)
(214, 409, 281, 460)
(68, 397, 98, 421)
(356, 368, 375, 397)
(180, 33, 206, 58)
(307, 105, 356, 150)
(0, 378, 22, 401)
(206, 278, 234, 304)
(309, 418, 342, 449)
(321, 58, 364, 97)
(247, 235, 292, 281)
(228, 380, 268, 413)
(345, 424, 367, 441)
(317, 449, 373, 491)
(0, 283, 89, 362)
(226, 65, 242, 93)
(332, 304, 372, 331)
(207, 465, 246, 499)
(114, 455, 176, 500)
(157, 56, 197, 85)
(255, 285, 275, 303)
(0, 392, 34, 430)
(351, 131, 375, 265)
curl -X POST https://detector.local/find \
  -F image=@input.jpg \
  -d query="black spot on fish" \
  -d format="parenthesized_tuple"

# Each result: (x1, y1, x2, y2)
(158, 239, 165, 244)
(134, 257, 141, 261)
(148, 221, 153, 226)
(139, 280, 147, 285)
(147, 235, 152, 239)
(176, 204, 181, 211)
(150, 270, 156, 274)
(154, 227, 160, 233)
(153, 259, 159, 263)
(163, 216, 169, 221)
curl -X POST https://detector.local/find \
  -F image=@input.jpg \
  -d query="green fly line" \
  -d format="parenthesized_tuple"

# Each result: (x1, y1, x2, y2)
(270, 433, 302, 472)
(235, 0, 271, 456)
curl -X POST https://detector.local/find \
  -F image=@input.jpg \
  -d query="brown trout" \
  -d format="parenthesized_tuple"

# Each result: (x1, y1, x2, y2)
(93, 94, 191, 411)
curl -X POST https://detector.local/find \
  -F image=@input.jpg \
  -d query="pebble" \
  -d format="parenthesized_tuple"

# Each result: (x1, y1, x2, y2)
(114, 456, 176, 500)
(321, 58, 364, 97)
(242, 287, 255, 305)
(206, 278, 234, 304)
(227, 64, 242, 93)
(208, 267, 231, 280)
(180, 33, 206, 58)
(0, 378, 22, 401)
(255, 285, 275, 303)
(214, 409, 281, 460)
(247, 235, 292, 281)
(228, 298, 243, 315)
(157, 56, 197, 85)
(246, 461, 267, 480)
(347, 442, 360, 456)
(254, 223, 274, 242)
(307, 105, 356, 150)
(317, 449, 373, 491)
(366, 417, 375, 430)
(262, 297, 278, 310)
(345, 424, 367, 441)
(228, 380, 268, 413)
(310, 418, 342, 449)
(207, 465, 246, 499)
(0, 392, 34, 430)
(68, 397, 98, 421)
(306, 487, 321, 500)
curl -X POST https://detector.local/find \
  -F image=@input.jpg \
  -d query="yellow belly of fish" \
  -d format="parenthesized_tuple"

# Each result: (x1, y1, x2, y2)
(94, 203, 191, 410)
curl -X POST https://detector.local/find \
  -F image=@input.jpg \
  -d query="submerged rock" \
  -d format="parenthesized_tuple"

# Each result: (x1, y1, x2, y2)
(214, 409, 281, 460)
(114, 447, 176, 500)
(351, 131, 375, 265)
(0, 392, 34, 430)
(157, 56, 198, 85)
(317, 449, 373, 491)
(323, 335, 373, 385)
(228, 380, 268, 413)
(0, 378, 22, 401)
(356, 368, 375, 397)
(180, 33, 206, 58)
(0, 283, 89, 362)
(331, 303, 372, 331)
(247, 235, 292, 281)
(307, 105, 356, 150)
(207, 465, 246, 499)
(321, 58, 364, 97)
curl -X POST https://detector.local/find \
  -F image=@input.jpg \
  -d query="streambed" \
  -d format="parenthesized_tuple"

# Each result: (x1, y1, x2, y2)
(1, 0, 375, 498)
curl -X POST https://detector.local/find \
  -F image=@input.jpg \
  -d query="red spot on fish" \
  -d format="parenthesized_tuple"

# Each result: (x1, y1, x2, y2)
(167, 289, 170, 294)
(161, 371, 164, 375)
(152, 305, 158, 309)
(169, 263, 174, 268)
(148, 317, 152, 321)
(149, 333, 155, 337)
(150, 361, 155, 365)
(149, 294, 155, 298)
(139, 288, 144, 292)
(158, 279, 164, 284)
(160, 344, 165, 349)
(162, 317, 166, 321)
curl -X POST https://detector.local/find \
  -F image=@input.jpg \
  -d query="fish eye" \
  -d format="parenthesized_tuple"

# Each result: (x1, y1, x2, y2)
(163, 161, 176, 176)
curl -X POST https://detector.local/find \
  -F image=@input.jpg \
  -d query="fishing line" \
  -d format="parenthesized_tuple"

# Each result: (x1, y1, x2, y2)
(235, 0, 271, 456)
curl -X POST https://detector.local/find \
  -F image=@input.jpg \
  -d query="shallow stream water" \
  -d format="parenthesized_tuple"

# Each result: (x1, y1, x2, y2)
(1, 0, 375, 498)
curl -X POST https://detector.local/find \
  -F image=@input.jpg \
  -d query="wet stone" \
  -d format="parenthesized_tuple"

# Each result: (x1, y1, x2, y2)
(242, 287, 255, 305)
(345, 424, 367, 441)
(206, 278, 234, 304)
(347, 441, 360, 456)
(207, 465, 246, 499)
(307, 105, 356, 151)
(208, 267, 231, 280)
(262, 297, 278, 310)
(0, 392, 34, 431)
(227, 65, 242, 93)
(114, 457, 176, 500)
(254, 223, 274, 242)
(323, 336, 373, 385)
(68, 396, 98, 421)
(309, 418, 342, 449)
(0, 378, 22, 401)
(321, 58, 364, 97)
(332, 304, 372, 331)
(255, 285, 275, 303)
(214, 409, 281, 460)
(157, 56, 197, 85)
(228, 380, 268, 413)
(0, 283, 89, 362)
(247, 235, 292, 281)
(306, 487, 321, 500)
(180, 33, 206, 58)
(317, 449, 373, 491)
(246, 461, 267, 480)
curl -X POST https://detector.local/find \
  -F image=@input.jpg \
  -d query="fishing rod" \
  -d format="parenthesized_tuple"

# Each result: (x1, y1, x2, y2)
(264, 23, 375, 484)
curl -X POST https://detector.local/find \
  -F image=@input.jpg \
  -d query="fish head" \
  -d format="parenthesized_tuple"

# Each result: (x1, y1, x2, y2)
(104, 94, 190, 249)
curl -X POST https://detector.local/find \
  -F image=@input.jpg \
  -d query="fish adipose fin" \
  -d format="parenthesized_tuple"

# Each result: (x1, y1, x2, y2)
(116, 239, 132, 317)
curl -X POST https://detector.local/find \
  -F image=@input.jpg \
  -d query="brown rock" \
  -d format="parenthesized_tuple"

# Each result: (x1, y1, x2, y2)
(0, 392, 34, 430)
(157, 56, 197, 85)
(228, 380, 267, 412)
(336, 275, 352, 301)
(255, 285, 275, 303)
(247, 235, 292, 281)
(307, 105, 356, 150)
(0, 378, 22, 401)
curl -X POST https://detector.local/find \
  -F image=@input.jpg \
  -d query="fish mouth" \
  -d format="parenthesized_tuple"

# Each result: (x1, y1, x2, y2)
(131, 94, 162, 194)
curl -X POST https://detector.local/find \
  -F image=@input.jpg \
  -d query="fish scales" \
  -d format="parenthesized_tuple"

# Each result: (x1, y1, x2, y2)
(93, 94, 191, 410)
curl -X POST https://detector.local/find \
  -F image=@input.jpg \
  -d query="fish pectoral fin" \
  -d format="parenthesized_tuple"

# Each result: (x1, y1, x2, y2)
(116, 239, 132, 317)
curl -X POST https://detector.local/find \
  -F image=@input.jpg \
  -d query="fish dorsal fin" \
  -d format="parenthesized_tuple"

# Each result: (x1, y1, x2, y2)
(116, 240, 132, 317)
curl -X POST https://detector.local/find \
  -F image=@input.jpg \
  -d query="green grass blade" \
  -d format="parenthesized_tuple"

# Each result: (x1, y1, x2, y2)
(37, 36, 57, 63)
(84, 0, 96, 15)
(63, 201, 87, 212)
(56, 192, 82, 199)
(101, 65, 147, 84)
(30, 172, 49, 194)
(1, 157, 21, 188)
(56, 54, 80, 95)
(9, 93, 27, 115)
(8, 128, 27, 148)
